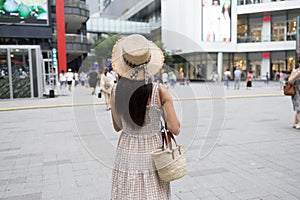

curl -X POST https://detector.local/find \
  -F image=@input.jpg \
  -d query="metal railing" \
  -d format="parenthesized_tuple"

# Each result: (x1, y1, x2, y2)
(238, 0, 285, 5)
(64, 0, 89, 10)
(51, 0, 89, 9)
(52, 34, 91, 44)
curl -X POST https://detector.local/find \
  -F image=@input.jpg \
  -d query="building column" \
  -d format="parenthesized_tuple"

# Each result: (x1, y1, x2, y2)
(217, 52, 223, 82)
(261, 56, 270, 80)
(262, 13, 271, 42)
(56, 1, 67, 73)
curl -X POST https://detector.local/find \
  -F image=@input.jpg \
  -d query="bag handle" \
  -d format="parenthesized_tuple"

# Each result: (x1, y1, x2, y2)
(160, 120, 181, 159)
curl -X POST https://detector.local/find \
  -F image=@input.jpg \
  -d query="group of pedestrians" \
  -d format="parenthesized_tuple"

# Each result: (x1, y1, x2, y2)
(58, 69, 76, 94)
(160, 70, 177, 88)
(223, 67, 254, 90)
(58, 67, 117, 111)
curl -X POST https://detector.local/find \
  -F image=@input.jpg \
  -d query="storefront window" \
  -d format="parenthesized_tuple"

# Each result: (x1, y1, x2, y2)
(0, 49, 10, 99)
(10, 48, 31, 98)
(249, 60, 261, 79)
(271, 59, 285, 80)
(237, 16, 248, 43)
(271, 22, 286, 41)
(287, 51, 295, 72)
(249, 24, 262, 42)
(287, 11, 299, 40)
(287, 20, 296, 41)
(222, 53, 233, 80)
(207, 53, 217, 81)
(234, 53, 247, 80)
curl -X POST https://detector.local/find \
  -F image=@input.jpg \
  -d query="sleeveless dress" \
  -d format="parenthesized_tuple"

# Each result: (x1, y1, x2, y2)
(111, 83, 171, 200)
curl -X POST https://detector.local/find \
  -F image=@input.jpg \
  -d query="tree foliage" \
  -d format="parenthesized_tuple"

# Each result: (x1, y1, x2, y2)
(154, 41, 174, 68)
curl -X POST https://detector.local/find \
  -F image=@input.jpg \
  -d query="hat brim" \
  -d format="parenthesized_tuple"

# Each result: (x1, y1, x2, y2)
(111, 37, 164, 80)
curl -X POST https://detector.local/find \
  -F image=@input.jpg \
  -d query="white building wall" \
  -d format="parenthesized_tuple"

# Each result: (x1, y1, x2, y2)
(162, 0, 202, 53)
(237, 0, 300, 15)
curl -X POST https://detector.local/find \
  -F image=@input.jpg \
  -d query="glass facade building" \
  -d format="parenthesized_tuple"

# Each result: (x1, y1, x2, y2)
(0, 0, 90, 99)
(0, 46, 43, 99)
(101, 0, 299, 82)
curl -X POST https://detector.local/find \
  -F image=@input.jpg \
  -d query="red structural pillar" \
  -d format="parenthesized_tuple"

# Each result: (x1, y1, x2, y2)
(56, 1, 67, 73)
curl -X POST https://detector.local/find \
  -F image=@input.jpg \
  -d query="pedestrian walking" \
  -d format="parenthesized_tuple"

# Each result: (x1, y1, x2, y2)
(88, 68, 99, 95)
(288, 65, 300, 129)
(179, 68, 185, 85)
(210, 71, 218, 82)
(74, 71, 79, 87)
(79, 71, 87, 86)
(224, 68, 231, 89)
(264, 72, 269, 85)
(246, 71, 253, 89)
(234, 67, 242, 90)
(168, 71, 176, 87)
(162, 70, 169, 88)
(110, 34, 180, 199)
(59, 70, 67, 94)
(66, 69, 73, 91)
(99, 67, 114, 111)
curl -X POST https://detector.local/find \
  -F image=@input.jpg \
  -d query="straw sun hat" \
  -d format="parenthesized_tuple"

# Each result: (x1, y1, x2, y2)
(111, 34, 164, 81)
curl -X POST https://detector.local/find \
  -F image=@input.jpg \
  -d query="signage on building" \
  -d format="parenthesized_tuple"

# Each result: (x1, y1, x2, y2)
(202, 0, 232, 42)
(52, 48, 57, 68)
(0, 0, 49, 25)
(262, 52, 270, 59)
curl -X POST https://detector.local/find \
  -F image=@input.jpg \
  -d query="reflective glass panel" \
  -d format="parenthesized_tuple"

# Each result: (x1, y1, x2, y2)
(11, 48, 31, 98)
(0, 49, 10, 99)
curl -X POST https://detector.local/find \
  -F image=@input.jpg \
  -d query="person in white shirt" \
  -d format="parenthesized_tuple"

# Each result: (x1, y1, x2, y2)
(161, 71, 168, 88)
(59, 70, 67, 92)
(234, 67, 242, 90)
(100, 68, 114, 111)
(74, 72, 79, 87)
(66, 69, 73, 91)
(109, 69, 118, 83)
(224, 68, 231, 89)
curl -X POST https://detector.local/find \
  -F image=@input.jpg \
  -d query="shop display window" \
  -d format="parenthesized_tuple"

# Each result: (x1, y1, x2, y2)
(286, 20, 297, 41)
(237, 24, 248, 43)
(0, 49, 9, 99)
(271, 22, 286, 41)
(249, 24, 262, 42)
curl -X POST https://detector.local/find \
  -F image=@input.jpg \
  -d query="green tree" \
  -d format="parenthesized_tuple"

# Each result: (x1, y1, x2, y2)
(154, 41, 174, 68)
(93, 34, 121, 70)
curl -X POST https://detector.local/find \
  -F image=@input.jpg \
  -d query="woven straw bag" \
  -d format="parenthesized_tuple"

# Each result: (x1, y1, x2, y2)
(151, 124, 187, 182)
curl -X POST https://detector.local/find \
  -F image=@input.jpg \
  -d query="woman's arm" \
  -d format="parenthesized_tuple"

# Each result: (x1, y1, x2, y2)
(288, 69, 300, 85)
(159, 85, 181, 135)
(110, 86, 122, 132)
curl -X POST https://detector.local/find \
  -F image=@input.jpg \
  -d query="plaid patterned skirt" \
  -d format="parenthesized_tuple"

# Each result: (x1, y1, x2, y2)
(111, 131, 170, 200)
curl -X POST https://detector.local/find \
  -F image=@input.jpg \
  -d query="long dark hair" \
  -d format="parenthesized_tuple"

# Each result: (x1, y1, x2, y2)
(115, 77, 152, 126)
(222, 2, 231, 18)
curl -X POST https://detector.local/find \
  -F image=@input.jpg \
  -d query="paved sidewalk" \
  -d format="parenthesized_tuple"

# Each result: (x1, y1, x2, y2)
(0, 81, 300, 200)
